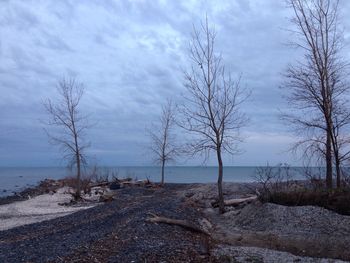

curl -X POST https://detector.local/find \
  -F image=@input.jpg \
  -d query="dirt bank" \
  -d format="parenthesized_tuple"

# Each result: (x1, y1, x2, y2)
(181, 183, 350, 262)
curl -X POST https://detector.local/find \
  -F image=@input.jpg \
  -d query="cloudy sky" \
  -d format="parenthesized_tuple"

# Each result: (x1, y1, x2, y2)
(0, 0, 349, 167)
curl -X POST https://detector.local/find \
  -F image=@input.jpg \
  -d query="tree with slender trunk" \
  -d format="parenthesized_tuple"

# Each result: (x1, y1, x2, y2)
(148, 100, 178, 185)
(180, 18, 248, 213)
(283, 0, 349, 189)
(44, 78, 90, 199)
(331, 106, 350, 187)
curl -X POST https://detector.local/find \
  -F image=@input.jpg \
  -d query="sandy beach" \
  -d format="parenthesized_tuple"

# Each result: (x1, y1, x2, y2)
(0, 187, 98, 231)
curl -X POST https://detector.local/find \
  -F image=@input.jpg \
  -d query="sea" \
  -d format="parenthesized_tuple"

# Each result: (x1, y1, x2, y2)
(0, 166, 305, 198)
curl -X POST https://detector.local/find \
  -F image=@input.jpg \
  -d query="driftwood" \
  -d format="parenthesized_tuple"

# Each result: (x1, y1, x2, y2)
(90, 181, 110, 188)
(146, 213, 210, 236)
(90, 179, 153, 189)
(99, 192, 117, 202)
(212, 195, 257, 208)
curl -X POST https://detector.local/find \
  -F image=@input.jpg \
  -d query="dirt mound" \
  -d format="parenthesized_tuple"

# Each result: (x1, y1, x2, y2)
(208, 201, 350, 260)
(268, 190, 350, 215)
(234, 202, 350, 236)
(211, 245, 347, 263)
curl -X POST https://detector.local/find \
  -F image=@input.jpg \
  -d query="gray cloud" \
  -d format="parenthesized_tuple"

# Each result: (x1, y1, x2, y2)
(1, 3, 40, 30)
(0, 0, 349, 167)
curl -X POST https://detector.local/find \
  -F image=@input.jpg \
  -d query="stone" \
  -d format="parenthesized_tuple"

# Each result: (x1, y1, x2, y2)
(109, 182, 120, 190)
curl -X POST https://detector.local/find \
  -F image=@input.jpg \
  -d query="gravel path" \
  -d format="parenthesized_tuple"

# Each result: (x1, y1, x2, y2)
(0, 185, 210, 263)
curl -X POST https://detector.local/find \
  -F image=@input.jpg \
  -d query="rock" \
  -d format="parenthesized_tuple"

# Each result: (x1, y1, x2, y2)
(190, 192, 204, 202)
(185, 192, 195, 198)
(198, 241, 209, 255)
(100, 192, 116, 202)
(109, 182, 120, 190)
(223, 210, 241, 218)
(203, 208, 216, 214)
(199, 218, 213, 233)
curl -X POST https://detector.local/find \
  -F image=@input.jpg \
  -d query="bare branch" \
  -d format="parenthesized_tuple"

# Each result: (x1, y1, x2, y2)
(148, 99, 179, 184)
(43, 78, 90, 198)
(283, 0, 349, 189)
(179, 17, 249, 213)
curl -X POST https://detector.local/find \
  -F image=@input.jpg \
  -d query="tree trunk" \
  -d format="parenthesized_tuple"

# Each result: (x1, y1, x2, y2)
(326, 131, 333, 189)
(335, 152, 341, 188)
(161, 159, 165, 185)
(216, 148, 225, 213)
(330, 133, 341, 189)
(76, 152, 81, 199)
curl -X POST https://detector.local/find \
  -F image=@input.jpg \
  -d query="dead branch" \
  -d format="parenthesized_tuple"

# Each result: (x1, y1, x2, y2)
(211, 195, 257, 208)
(89, 181, 110, 188)
(146, 213, 210, 236)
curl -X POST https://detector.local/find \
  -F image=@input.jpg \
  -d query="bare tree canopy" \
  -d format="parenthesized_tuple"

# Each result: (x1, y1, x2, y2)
(44, 78, 90, 198)
(180, 17, 249, 213)
(148, 100, 178, 185)
(283, 0, 350, 189)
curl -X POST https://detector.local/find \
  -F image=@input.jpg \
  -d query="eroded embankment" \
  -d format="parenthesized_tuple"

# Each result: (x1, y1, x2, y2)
(181, 183, 350, 262)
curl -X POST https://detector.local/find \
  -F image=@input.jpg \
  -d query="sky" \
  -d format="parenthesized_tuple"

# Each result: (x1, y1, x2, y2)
(0, 0, 350, 167)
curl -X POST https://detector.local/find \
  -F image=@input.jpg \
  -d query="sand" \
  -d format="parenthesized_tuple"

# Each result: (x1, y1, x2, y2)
(0, 187, 97, 231)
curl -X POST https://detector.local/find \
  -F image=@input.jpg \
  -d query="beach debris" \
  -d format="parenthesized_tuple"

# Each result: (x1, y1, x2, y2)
(109, 182, 120, 190)
(211, 195, 258, 208)
(99, 192, 117, 202)
(146, 212, 210, 236)
(90, 181, 110, 188)
(198, 218, 213, 233)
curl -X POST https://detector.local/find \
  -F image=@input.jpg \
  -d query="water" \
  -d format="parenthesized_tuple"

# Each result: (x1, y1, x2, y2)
(0, 167, 68, 197)
(0, 166, 304, 197)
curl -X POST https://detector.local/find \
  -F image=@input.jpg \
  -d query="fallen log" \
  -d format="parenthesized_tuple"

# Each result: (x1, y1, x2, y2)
(89, 181, 110, 188)
(146, 213, 210, 236)
(211, 195, 257, 208)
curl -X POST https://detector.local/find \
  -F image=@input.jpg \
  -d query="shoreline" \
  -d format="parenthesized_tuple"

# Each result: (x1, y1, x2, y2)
(0, 175, 256, 205)
(0, 186, 97, 231)
(0, 166, 308, 198)
(1, 180, 349, 262)
(0, 178, 67, 205)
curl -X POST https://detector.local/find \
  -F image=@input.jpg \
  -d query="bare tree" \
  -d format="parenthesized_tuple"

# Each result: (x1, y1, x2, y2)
(180, 18, 249, 213)
(283, 0, 349, 189)
(44, 78, 90, 199)
(148, 100, 178, 185)
(253, 163, 294, 201)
